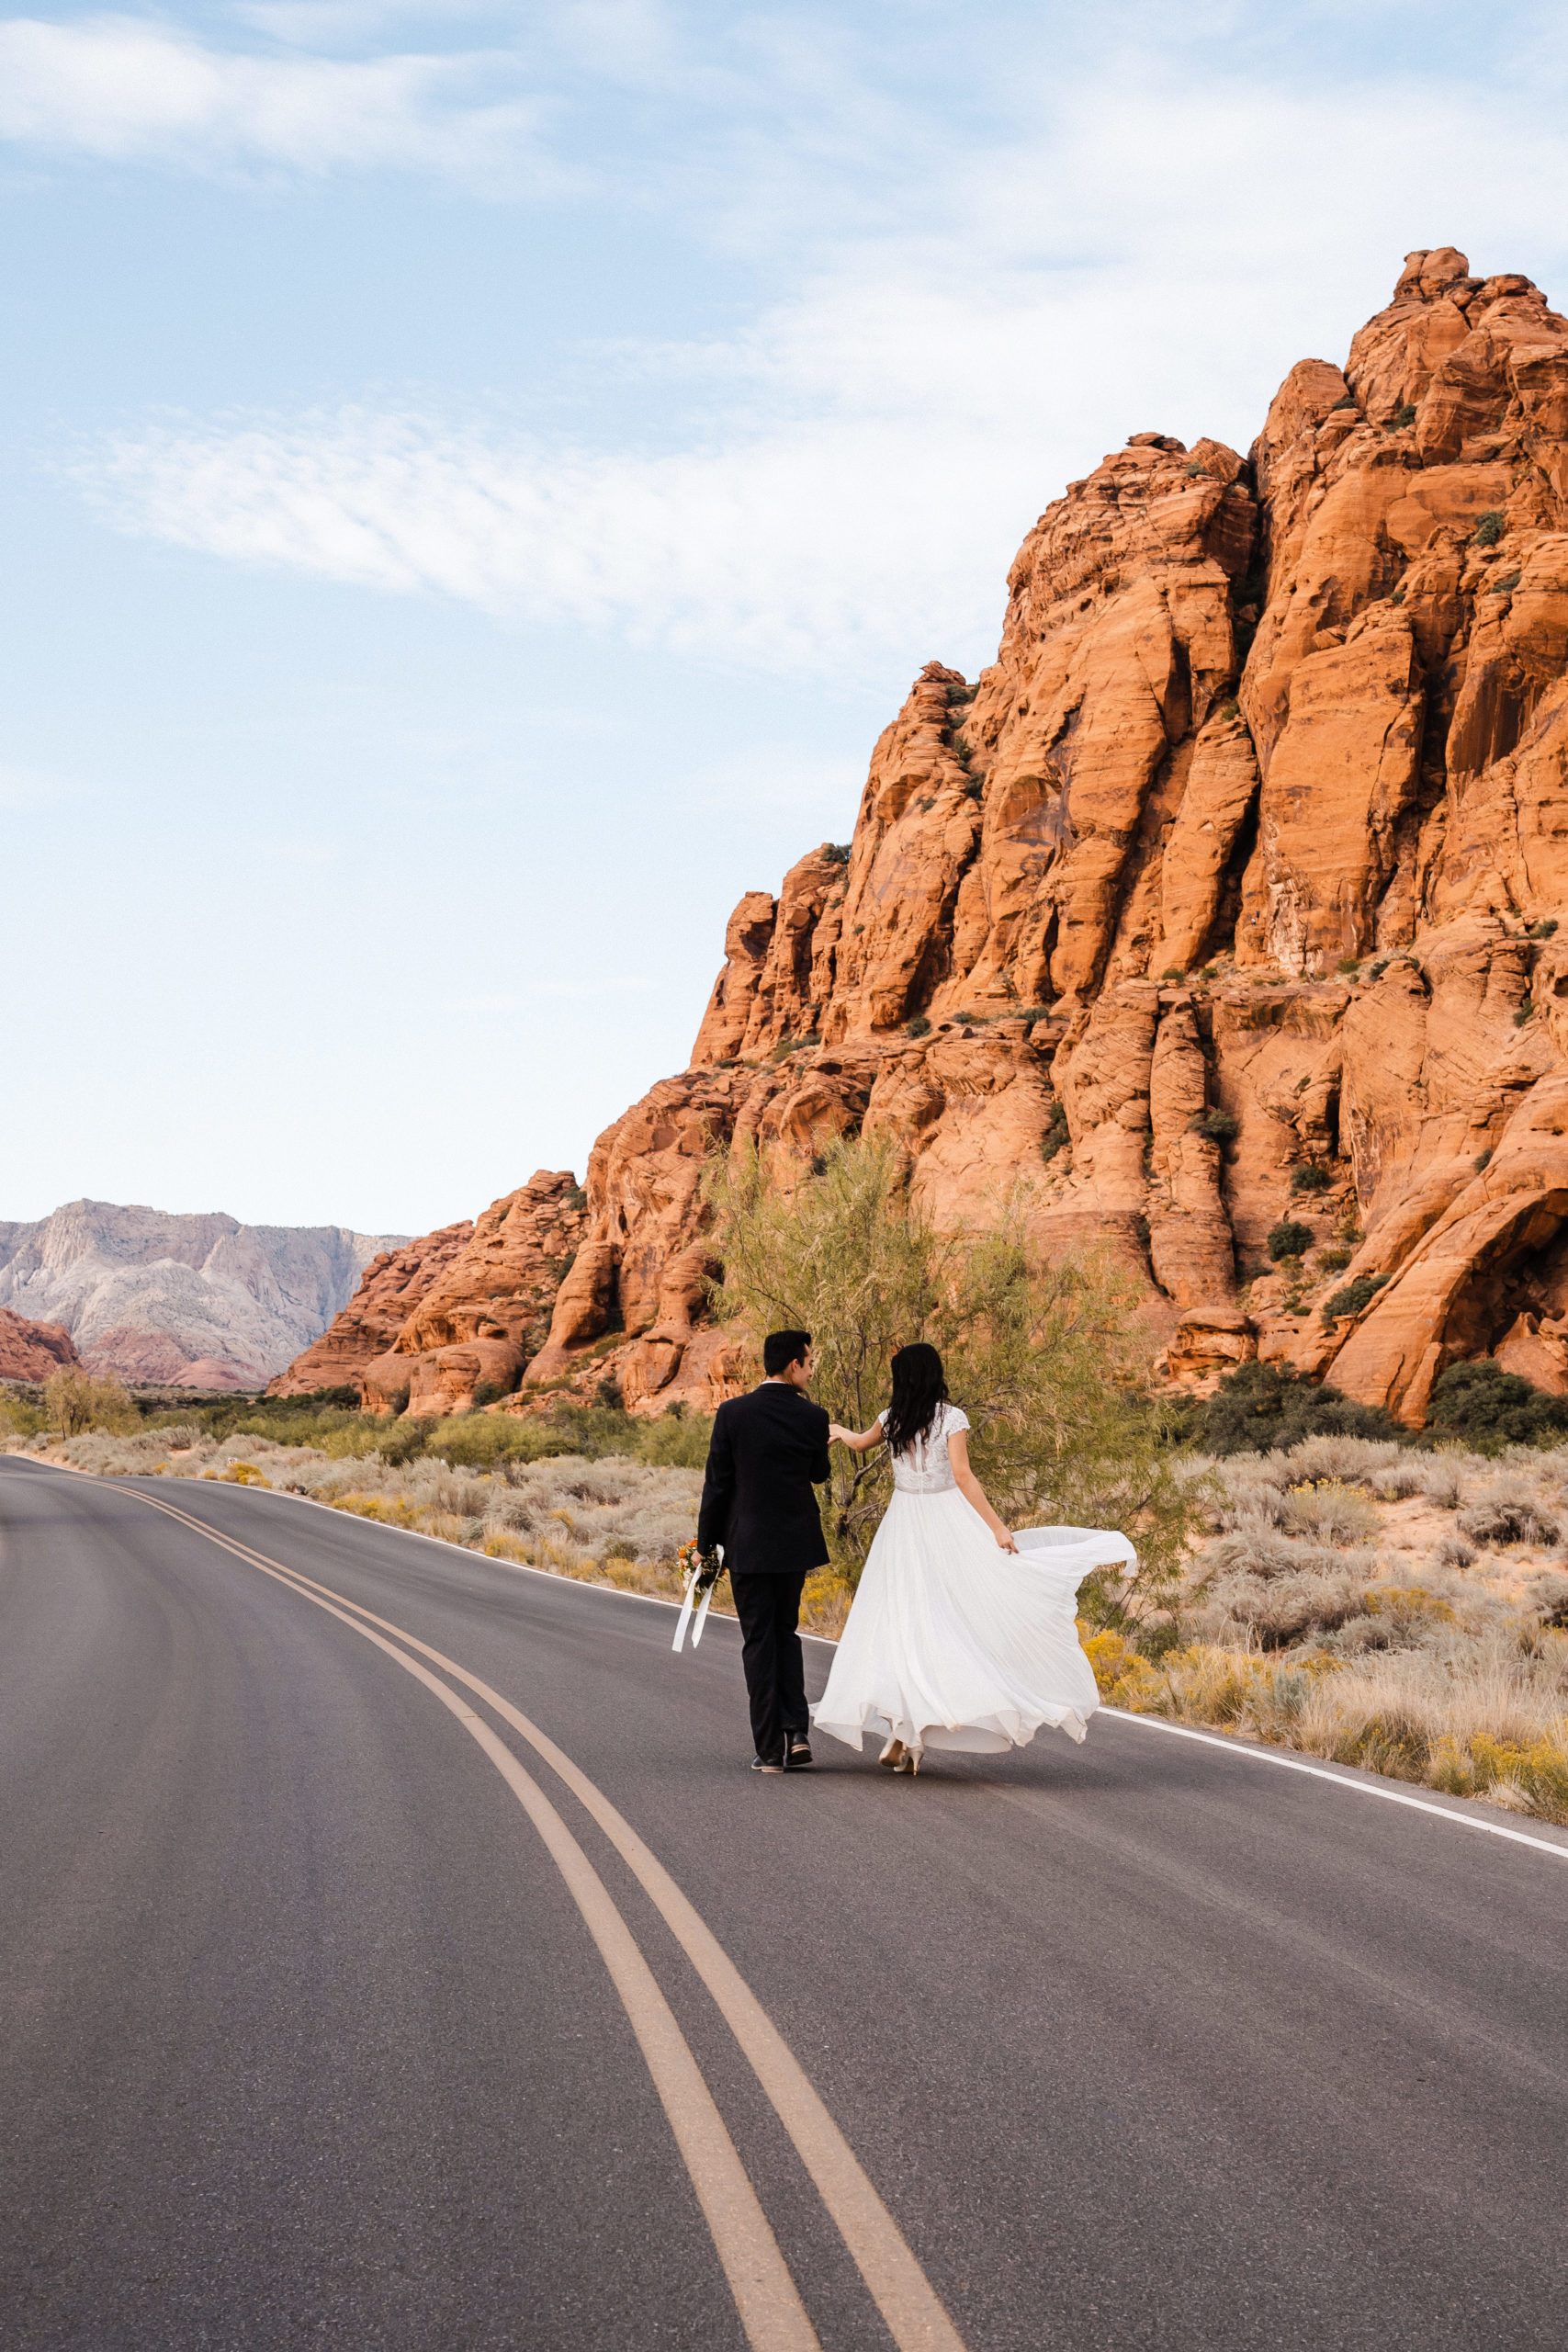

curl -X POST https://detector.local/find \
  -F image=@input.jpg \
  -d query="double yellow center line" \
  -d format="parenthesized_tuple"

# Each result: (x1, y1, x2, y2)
(129, 1487, 968, 2352)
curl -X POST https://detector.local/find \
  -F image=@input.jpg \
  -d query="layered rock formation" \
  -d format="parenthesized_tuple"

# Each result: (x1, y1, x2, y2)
(280, 251, 1568, 1429)
(275, 1175, 589, 1415)
(266, 1221, 475, 1396)
(0, 1201, 405, 1388)
(365, 1173, 587, 1415)
(0, 1306, 81, 1384)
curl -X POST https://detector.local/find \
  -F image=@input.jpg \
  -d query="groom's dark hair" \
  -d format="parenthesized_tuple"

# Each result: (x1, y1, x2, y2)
(763, 1329, 812, 1376)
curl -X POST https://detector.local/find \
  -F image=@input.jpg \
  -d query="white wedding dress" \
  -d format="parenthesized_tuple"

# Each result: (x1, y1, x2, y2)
(810, 1403, 1135, 1757)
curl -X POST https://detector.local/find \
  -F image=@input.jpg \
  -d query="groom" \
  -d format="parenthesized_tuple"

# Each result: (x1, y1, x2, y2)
(696, 1329, 831, 1773)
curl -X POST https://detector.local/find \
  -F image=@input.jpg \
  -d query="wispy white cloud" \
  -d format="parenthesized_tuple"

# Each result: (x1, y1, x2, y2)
(0, 12, 559, 183)
(56, 11, 1568, 676)
(76, 403, 1029, 673)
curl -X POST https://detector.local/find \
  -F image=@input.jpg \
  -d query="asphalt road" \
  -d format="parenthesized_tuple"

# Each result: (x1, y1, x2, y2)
(3, 1455, 1566, 2352)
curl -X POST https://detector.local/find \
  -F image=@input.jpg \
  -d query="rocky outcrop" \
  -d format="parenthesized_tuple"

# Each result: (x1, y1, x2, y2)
(0, 1201, 404, 1389)
(518, 254, 1568, 1427)
(275, 1175, 591, 1416)
(275, 252, 1568, 1431)
(266, 1221, 475, 1396)
(0, 1306, 81, 1384)
(363, 1174, 587, 1415)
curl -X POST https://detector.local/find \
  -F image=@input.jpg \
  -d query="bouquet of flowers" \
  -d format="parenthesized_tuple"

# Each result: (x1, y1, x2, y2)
(671, 1540, 726, 1653)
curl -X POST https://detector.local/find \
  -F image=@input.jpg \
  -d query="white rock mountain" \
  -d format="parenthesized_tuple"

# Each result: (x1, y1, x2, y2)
(0, 1201, 407, 1388)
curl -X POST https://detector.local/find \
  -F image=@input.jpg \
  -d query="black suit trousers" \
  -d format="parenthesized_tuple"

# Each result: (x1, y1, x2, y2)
(729, 1571, 808, 1764)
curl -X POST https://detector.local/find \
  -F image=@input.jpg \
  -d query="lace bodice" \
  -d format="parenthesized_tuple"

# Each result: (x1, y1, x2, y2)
(886, 1401, 971, 1494)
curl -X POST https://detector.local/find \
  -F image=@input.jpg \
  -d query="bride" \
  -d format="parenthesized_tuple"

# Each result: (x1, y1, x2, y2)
(810, 1341, 1134, 1774)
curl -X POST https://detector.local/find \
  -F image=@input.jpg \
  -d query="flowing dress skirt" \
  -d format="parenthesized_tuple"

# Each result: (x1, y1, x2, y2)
(811, 1490, 1135, 1755)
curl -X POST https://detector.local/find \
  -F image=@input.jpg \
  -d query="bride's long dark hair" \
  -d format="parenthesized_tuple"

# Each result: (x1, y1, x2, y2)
(883, 1342, 949, 1457)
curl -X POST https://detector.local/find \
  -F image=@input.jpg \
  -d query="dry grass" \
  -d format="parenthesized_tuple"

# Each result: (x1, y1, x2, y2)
(1092, 1433, 1568, 1825)
(25, 1425, 857, 1637)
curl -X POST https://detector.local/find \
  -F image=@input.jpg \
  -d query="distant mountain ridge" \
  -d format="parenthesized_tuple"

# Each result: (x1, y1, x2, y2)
(0, 1200, 407, 1389)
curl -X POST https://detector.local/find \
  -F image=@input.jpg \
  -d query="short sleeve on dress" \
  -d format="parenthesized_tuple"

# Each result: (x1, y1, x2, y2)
(942, 1404, 970, 1436)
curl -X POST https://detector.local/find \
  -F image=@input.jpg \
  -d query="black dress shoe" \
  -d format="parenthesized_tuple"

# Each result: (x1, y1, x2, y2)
(785, 1737, 813, 1770)
(750, 1755, 786, 1773)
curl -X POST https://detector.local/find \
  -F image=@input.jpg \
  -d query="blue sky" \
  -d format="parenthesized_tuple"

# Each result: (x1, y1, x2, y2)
(4, 0, 1567, 1236)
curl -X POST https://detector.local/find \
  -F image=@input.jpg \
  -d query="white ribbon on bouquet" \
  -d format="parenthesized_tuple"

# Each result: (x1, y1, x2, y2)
(672, 1544, 725, 1653)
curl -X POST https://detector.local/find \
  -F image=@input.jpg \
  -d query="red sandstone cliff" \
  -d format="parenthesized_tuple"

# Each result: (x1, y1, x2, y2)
(277, 251, 1568, 1429)
(267, 1221, 474, 1396)
(363, 1172, 586, 1414)
(0, 1306, 81, 1384)
(272, 1175, 589, 1415)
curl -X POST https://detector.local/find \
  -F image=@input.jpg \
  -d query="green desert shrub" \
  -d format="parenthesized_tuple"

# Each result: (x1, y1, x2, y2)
(1039, 1101, 1071, 1164)
(134, 1389, 711, 1475)
(1322, 1272, 1388, 1324)
(1174, 1362, 1403, 1457)
(1291, 1164, 1333, 1194)
(637, 1410, 716, 1468)
(1267, 1219, 1314, 1262)
(1189, 1107, 1239, 1145)
(1426, 1360, 1568, 1453)
(0, 1385, 48, 1440)
(1472, 511, 1506, 547)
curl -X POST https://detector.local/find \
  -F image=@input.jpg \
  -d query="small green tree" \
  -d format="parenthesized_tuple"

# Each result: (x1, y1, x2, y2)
(705, 1136, 1199, 1621)
(706, 1136, 946, 1572)
(43, 1367, 140, 1437)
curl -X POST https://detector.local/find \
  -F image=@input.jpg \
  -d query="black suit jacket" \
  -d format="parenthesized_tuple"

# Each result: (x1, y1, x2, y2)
(696, 1382, 831, 1577)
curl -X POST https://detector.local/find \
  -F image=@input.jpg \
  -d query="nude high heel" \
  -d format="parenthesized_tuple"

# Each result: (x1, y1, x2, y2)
(878, 1736, 907, 1769)
(894, 1746, 921, 1776)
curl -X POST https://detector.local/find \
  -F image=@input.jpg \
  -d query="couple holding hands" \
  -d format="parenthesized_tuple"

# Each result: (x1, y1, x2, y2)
(694, 1329, 1134, 1776)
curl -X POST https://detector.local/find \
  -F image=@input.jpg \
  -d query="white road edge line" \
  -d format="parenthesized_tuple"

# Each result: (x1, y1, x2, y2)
(130, 1485, 971, 2352)
(171, 1476, 1568, 1862)
(16, 1462, 1564, 1863)
(1103, 1707, 1568, 1860)
(127, 1490, 824, 2352)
